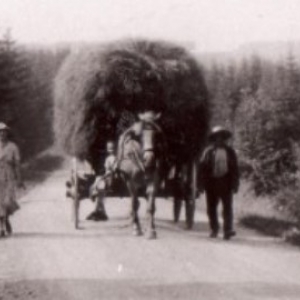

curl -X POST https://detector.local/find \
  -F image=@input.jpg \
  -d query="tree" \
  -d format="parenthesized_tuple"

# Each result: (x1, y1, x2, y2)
(0, 30, 69, 159)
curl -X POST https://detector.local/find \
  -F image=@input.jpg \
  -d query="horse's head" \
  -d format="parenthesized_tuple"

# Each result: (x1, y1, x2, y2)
(135, 111, 165, 158)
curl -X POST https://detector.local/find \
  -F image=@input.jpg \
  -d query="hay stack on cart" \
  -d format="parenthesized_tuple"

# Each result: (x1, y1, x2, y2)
(54, 39, 209, 170)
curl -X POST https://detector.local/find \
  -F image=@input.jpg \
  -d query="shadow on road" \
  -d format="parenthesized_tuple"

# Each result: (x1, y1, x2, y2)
(240, 214, 294, 237)
(10, 218, 210, 240)
(240, 214, 300, 247)
(9, 218, 287, 250)
(2, 278, 300, 300)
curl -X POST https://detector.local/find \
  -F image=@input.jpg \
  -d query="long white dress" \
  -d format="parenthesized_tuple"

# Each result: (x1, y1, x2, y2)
(0, 141, 20, 217)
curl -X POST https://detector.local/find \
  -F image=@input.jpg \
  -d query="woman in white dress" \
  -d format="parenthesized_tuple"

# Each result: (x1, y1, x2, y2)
(0, 123, 24, 237)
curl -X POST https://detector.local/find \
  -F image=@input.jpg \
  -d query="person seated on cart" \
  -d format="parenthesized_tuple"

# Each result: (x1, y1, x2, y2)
(87, 141, 117, 221)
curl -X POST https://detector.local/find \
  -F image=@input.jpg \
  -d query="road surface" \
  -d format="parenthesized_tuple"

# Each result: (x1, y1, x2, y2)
(1, 168, 300, 300)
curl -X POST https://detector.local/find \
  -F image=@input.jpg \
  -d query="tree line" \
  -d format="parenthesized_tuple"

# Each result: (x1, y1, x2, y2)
(0, 31, 68, 160)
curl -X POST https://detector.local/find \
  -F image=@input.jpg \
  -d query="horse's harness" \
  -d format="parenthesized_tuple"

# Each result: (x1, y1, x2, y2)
(119, 120, 164, 173)
(141, 120, 165, 169)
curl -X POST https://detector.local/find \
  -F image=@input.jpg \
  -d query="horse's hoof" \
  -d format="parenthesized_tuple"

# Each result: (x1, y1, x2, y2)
(146, 230, 157, 240)
(132, 228, 143, 236)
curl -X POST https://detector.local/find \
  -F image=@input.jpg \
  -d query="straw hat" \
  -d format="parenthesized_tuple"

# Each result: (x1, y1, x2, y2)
(0, 122, 10, 131)
(209, 126, 232, 140)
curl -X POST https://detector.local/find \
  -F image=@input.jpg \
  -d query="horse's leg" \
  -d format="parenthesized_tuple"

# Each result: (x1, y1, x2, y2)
(145, 179, 157, 239)
(5, 216, 12, 235)
(127, 180, 142, 236)
(0, 217, 5, 237)
(132, 194, 142, 236)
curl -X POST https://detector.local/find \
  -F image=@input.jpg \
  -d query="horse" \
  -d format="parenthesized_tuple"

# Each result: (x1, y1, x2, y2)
(116, 111, 167, 239)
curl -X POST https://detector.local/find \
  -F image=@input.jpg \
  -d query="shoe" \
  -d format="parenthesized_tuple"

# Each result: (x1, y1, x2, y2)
(86, 212, 96, 220)
(93, 211, 109, 221)
(209, 231, 218, 238)
(224, 231, 236, 240)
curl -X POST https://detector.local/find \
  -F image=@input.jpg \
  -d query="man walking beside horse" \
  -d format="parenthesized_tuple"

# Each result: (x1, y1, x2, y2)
(199, 126, 239, 240)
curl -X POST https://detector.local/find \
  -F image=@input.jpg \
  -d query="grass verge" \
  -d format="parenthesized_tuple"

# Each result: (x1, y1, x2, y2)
(235, 181, 300, 246)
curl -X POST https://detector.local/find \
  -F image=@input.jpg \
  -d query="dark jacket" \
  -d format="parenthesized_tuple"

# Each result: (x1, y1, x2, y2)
(199, 144, 239, 192)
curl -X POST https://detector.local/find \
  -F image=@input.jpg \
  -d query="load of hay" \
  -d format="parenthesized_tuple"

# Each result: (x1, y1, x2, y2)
(54, 39, 210, 171)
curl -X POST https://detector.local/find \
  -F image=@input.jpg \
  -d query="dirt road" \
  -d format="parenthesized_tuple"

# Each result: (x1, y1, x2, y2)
(1, 168, 300, 300)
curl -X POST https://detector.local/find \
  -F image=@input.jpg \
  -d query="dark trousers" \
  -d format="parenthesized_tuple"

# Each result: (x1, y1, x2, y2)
(205, 176, 234, 234)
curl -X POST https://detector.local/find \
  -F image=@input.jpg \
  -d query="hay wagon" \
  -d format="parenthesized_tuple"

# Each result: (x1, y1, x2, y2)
(54, 39, 209, 230)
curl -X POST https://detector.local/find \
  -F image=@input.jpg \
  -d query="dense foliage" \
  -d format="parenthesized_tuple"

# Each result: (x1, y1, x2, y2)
(204, 53, 300, 222)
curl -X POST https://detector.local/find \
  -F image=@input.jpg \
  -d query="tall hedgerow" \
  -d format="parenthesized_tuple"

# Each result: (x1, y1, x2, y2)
(0, 31, 69, 159)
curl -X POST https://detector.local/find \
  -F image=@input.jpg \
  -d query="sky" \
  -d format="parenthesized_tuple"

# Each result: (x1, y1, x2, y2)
(0, 0, 300, 52)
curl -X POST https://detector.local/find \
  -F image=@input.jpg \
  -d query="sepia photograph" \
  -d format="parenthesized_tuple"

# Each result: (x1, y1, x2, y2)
(0, 0, 300, 299)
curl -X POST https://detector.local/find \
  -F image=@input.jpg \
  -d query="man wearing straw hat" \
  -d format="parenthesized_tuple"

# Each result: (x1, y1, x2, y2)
(199, 126, 239, 240)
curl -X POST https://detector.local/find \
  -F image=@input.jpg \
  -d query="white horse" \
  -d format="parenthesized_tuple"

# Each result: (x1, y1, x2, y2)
(116, 111, 166, 239)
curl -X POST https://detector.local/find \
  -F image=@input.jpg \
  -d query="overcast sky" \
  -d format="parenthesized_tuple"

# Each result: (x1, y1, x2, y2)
(0, 0, 300, 52)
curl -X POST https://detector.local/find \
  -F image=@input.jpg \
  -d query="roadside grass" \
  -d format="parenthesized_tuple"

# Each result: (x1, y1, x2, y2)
(196, 180, 300, 246)
(235, 181, 300, 246)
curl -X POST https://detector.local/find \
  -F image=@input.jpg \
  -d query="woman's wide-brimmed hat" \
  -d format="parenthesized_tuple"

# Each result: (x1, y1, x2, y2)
(209, 126, 232, 140)
(0, 122, 10, 131)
